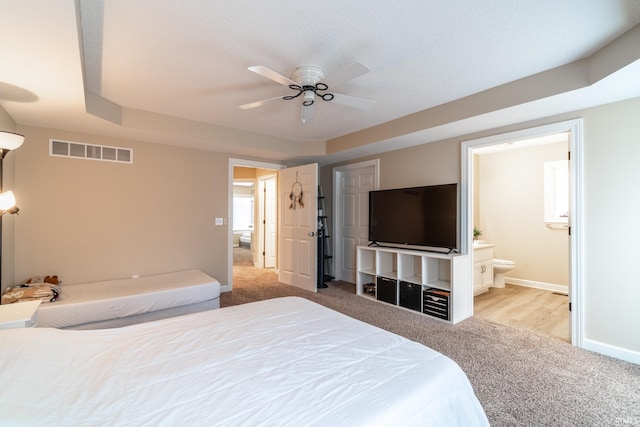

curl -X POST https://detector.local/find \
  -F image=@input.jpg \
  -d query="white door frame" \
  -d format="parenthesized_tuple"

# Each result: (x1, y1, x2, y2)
(332, 159, 380, 282)
(461, 119, 584, 347)
(227, 158, 284, 292)
(257, 174, 277, 269)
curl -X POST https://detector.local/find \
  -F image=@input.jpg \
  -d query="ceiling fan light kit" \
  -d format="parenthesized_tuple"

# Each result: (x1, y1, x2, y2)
(290, 65, 325, 86)
(240, 62, 375, 122)
(284, 66, 334, 107)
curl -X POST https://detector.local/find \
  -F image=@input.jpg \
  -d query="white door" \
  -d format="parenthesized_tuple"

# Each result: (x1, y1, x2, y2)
(263, 175, 277, 268)
(278, 163, 318, 292)
(257, 175, 277, 269)
(334, 161, 378, 283)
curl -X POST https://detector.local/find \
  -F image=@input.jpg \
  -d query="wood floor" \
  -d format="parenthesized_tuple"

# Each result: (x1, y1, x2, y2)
(474, 284, 570, 342)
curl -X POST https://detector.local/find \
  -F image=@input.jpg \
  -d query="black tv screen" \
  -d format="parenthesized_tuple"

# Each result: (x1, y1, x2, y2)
(368, 183, 458, 250)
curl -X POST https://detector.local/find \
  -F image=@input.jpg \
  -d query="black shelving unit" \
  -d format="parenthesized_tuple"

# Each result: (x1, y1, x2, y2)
(317, 186, 333, 289)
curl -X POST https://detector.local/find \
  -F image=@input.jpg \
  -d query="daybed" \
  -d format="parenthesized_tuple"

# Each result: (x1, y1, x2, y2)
(0, 297, 489, 426)
(36, 269, 220, 329)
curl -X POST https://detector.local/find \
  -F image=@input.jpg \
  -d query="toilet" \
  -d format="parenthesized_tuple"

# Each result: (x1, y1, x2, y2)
(492, 259, 515, 288)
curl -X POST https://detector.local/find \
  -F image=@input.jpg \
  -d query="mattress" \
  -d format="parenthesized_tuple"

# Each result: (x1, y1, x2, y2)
(64, 299, 217, 330)
(36, 269, 220, 328)
(0, 297, 489, 426)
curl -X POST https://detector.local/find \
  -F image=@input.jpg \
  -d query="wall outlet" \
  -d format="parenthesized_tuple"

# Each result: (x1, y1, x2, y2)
(215, 217, 224, 226)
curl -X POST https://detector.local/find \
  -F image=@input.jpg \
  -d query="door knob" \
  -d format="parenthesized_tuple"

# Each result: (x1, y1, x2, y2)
(309, 232, 315, 237)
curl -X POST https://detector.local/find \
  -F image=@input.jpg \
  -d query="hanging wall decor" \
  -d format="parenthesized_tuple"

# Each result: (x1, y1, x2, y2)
(289, 177, 304, 210)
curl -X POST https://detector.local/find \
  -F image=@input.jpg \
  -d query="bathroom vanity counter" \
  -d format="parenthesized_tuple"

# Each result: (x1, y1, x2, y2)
(472, 242, 495, 250)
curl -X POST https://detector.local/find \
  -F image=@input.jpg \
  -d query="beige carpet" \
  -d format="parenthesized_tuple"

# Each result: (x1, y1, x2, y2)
(223, 263, 640, 427)
(233, 246, 254, 267)
(232, 247, 278, 287)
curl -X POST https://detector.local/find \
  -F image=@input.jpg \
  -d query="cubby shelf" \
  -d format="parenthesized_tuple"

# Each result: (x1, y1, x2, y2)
(356, 245, 472, 324)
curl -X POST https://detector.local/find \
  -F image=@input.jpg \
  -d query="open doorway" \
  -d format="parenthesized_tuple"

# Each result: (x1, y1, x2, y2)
(232, 167, 277, 280)
(232, 179, 256, 267)
(462, 119, 584, 347)
(228, 159, 284, 291)
(228, 159, 321, 293)
(471, 132, 570, 342)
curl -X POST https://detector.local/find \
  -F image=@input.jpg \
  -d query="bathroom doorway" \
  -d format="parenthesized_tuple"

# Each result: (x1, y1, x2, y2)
(462, 119, 584, 347)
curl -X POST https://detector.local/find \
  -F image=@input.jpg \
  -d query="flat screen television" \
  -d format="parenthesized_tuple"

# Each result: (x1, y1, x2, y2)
(368, 183, 458, 251)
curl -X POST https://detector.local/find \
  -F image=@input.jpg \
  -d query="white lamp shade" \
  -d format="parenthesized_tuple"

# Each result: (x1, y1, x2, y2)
(0, 191, 16, 210)
(0, 131, 25, 150)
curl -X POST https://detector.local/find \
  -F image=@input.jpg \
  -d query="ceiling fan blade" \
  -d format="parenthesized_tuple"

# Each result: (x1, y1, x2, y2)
(325, 62, 371, 88)
(239, 96, 284, 110)
(330, 93, 376, 110)
(248, 66, 298, 86)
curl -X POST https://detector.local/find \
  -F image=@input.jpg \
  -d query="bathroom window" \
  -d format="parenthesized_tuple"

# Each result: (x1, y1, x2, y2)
(544, 160, 569, 224)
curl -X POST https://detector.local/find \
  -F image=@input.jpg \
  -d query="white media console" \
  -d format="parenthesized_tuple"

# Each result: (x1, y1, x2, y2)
(356, 245, 472, 324)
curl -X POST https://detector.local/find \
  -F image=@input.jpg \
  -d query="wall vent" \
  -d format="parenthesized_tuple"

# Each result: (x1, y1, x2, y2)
(49, 139, 133, 164)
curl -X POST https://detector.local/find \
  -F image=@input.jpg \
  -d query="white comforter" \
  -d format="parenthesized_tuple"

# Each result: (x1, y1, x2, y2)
(0, 297, 489, 426)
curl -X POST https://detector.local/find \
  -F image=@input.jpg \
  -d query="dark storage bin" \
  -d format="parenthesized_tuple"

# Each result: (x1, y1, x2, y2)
(423, 288, 450, 320)
(376, 276, 397, 305)
(362, 282, 376, 297)
(399, 281, 422, 312)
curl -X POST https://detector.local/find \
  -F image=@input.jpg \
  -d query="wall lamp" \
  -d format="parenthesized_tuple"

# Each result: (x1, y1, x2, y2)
(0, 130, 24, 288)
(0, 191, 19, 216)
(0, 131, 25, 160)
(0, 131, 24, 215)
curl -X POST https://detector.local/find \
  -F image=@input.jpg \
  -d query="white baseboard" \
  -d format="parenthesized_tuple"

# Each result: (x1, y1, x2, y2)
(505, 279, 638, 365)
(504, 277, 568, 295)
(583, 338, 640, 365)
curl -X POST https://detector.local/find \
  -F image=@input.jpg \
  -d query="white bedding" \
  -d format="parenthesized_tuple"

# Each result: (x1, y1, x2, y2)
(36, 269, 220, 328)
(0, 297, 489, 426)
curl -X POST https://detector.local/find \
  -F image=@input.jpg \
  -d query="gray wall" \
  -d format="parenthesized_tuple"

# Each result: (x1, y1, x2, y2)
(11, 125, 231, 287)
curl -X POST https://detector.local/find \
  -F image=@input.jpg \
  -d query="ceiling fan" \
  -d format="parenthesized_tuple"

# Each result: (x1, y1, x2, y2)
(239, 62, 375, 123)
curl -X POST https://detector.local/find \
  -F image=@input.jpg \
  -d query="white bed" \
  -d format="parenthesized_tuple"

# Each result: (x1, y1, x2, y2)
(0, 297, 489, 426)
(36, 269, 220, 329)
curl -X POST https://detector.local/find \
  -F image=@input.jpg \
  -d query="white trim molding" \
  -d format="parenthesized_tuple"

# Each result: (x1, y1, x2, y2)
(583, 339, 640, 365)
(504, 278, 568, 295)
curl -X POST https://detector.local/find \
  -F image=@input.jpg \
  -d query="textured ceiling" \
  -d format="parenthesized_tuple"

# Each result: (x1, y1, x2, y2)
(1, 0, 640, 164)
